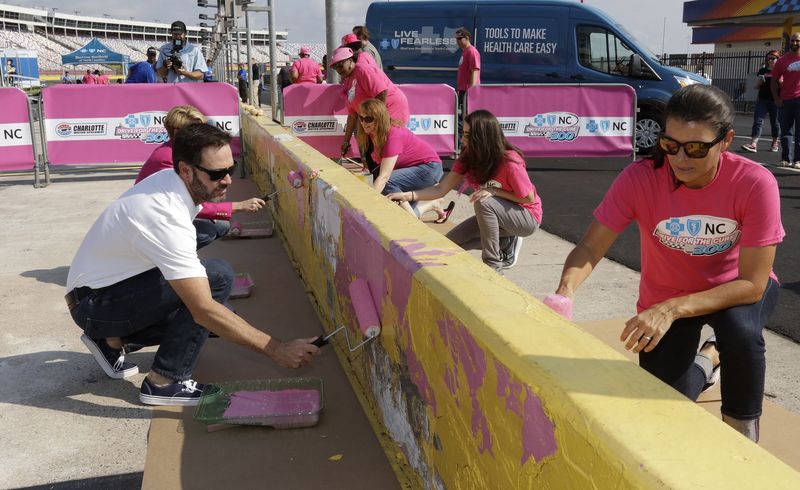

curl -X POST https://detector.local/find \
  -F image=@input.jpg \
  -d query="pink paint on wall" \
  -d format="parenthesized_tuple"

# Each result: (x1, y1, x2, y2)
(521, 387, 558, 464)
(494, 361, 523, 417)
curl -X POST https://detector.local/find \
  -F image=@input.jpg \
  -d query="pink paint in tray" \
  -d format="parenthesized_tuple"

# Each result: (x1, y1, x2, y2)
(224, 389, 321, 418)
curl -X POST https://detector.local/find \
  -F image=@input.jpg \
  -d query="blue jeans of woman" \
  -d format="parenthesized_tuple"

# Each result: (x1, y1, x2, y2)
(638, 279, 779, 420)
(69, 259, 234, 381)
(751, 97, 780, 140)
(381, 161, 443, 213)
(194, 218, 231, 250)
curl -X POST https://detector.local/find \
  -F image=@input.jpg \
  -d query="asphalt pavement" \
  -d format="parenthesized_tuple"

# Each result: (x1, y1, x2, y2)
(521, 113, 800, 342)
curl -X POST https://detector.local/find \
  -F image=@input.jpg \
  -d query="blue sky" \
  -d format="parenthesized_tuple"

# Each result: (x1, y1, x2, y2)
(8, 0, 712, 54)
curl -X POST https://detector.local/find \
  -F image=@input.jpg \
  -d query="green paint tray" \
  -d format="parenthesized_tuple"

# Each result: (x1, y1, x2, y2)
(194, 377, 324, 429)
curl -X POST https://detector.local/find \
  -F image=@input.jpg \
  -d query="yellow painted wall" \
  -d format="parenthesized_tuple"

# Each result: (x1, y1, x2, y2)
(240, 113, 800, 489)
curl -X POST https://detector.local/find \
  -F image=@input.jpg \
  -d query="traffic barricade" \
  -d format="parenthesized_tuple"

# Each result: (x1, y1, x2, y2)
(466, 84, 636, 158)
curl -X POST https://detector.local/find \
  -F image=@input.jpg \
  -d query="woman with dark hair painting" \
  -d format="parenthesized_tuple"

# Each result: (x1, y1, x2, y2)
(549, 84, 783, 442)
(388, 109, 542, 272)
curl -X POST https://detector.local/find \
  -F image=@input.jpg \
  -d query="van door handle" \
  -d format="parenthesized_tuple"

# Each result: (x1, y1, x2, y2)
(545, 72, 560, 78)
(570, 74, 585, 81)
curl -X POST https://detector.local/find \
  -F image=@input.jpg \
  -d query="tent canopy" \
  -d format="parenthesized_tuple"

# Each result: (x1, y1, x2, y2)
(61, 38, 130, 66)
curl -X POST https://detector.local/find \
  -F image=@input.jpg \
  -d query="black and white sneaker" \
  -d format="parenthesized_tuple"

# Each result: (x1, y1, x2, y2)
(501, 236, 524, 269)
(139, 377, 206, 406)
(80, 334, 139, 379)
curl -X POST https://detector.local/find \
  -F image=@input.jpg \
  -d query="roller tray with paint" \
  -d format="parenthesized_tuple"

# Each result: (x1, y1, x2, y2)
(194, 377, 324, 429)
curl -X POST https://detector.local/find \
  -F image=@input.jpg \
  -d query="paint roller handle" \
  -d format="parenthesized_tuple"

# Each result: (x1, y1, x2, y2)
(311, 336, 329, 348)
(264, 337, 321, 369)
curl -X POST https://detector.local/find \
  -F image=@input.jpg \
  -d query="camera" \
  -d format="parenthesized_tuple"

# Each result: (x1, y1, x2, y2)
(169, 54, 183, 70)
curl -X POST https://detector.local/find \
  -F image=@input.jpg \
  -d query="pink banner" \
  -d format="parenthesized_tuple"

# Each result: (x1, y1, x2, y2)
(283, 83, 456, 159)
(43, 83, 241, 166)
(466, 85, 636, 158)
(0, 88, 36, 171)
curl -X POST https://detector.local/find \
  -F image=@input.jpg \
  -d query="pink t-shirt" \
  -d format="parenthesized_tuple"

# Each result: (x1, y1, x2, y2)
(82, 74, 96, 85)
(372, 125, 441, 169)
(594, 152, 784, 312)
(356, 51, 377, 69)
(135, 141, 233, 220)
(291, 58, 322, 84)
(346, 64, 410, 124)
(98, 75, 110, 85)
(772, 52, 800, 100)
(451, 150, 542, 222)
(457, 45, 481, 92)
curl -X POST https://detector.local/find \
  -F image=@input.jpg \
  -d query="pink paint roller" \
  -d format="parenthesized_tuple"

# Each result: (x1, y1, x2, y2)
(264, 170, 305, 201)
(312, 278, 380, 351)
(543, 294, 573, 320)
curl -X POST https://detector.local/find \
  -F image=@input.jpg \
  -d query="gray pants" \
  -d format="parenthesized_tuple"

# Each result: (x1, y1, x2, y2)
(446, 197, 539, 267)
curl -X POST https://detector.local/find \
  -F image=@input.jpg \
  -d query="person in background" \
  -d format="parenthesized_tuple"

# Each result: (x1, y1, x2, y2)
(156, 20, 208, 83)
(356, 99, 446, 220)
(321, 54, 328, 81)
(251, 60, 261, 107)
(742, 50, 780, 154)
(95, 70, 109, 85)
(329, 47, 409, 160)
(126, 46, 158, 84)
(82, 69, 96, 85)
(290, 46, 323, 84)
(388, 110, 541, 272)
(4, 59, 15, 85)
(771, 32, 800, 167)
(237, 63, 249, 103)
(353, 25, 382, 71)
(550, 85, 782, 443)
(455, 27, 481, 126)
(61, 70, 74, 84)
(66, 123, 319, 406)
(137, 105, 265, 249)
(341, 33, 376, 68)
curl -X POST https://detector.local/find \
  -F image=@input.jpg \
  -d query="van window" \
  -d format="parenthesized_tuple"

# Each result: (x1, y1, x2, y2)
(577, 26, 635, 77)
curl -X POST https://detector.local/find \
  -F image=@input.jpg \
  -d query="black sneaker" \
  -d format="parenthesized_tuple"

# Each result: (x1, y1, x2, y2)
(80, 334, 139, 379)
(501, 236, 524, 269)
(139, 377, 206, 406)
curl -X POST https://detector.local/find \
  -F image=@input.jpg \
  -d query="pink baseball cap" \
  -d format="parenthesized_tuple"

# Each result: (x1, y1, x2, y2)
(341, 33, 359, 46)
(299, 46, 310, 55)
(329, 47, 354, 66)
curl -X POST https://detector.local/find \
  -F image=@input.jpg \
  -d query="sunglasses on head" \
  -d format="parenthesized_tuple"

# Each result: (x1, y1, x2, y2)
(194, 163, 236, 181)
(359, 115, 375, 123)
(658, 131, 727, 158)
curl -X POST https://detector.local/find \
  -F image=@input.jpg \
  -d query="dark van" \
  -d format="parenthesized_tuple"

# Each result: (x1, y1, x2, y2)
(365, 0, 709, 153)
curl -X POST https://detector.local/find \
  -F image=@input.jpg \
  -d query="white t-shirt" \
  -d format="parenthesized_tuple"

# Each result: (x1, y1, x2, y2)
(66, 169, 207, 292)
(156, 41, 208, 83)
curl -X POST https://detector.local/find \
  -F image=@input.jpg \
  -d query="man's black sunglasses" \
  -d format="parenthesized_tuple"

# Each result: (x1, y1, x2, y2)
(658, 132, 727, 158)
(195, 163, 236, 181)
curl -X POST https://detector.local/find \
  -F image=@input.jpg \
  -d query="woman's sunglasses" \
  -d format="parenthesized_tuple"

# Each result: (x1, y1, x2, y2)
(359, 115, 375, 123)
(195, 163, 236, 181)
(658, 132, 727, 158)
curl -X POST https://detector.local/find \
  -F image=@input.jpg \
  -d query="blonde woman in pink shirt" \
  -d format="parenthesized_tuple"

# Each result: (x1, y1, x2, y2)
(551, 85, 784, 443)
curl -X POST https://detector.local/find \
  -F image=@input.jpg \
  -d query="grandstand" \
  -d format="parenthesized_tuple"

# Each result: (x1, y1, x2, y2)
(0, 2, 312, 78)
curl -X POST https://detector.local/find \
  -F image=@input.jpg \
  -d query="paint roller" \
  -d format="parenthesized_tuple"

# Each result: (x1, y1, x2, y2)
(312, 278, 380, 351)
(263, 170, 305, 201)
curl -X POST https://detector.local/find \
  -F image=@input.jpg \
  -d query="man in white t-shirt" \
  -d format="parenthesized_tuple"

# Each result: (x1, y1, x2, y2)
(156, 20, 208, 83)
(65, 124, 319, 406)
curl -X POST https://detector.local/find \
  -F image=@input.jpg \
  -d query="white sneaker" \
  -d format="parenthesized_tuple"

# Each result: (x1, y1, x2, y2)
(501, 236, 524, 269)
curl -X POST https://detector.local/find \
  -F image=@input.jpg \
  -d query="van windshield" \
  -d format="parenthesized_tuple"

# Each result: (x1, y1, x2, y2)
(615, 24, 660, 63)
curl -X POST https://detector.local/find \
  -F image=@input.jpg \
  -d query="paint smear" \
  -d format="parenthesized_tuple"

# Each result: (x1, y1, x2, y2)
(521, 387, 558, 464)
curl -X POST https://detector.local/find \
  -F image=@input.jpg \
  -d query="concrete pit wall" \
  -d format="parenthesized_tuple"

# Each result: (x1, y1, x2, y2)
(240, 113, 800, 489)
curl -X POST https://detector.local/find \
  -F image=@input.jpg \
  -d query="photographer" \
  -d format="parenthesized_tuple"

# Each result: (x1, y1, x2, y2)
(156, 21, 207, 83)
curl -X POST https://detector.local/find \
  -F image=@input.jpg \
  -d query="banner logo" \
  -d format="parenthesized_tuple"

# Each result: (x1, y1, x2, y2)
(114, 111, 167, 142)
(524, 112, 580, 142)
(55, 122, 108, 137)
(654, 215, 740, 256)
(291, 120, 338, 134)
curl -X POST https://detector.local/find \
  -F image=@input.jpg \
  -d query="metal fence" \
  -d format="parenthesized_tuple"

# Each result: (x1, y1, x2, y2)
(662, 50, 771, 112)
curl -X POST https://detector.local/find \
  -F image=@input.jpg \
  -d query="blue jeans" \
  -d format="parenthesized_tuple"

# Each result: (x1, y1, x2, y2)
(194, 219, 231, 250)
(639, 279, 779, 420)
(382, 161, 443, 213)
(751, 98, 780, 140)
(69, 259, 234, 381)
(779, 98, 800, 161)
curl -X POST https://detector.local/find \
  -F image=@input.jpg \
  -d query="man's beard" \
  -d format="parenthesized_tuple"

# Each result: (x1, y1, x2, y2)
(189, 169, 225, 204)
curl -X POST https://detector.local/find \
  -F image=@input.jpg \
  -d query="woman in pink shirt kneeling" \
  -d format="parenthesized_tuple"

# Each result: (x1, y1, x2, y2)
(550, 85, 784, 443)
(388, 109, 542, 271)
(357, 99, 445, 220)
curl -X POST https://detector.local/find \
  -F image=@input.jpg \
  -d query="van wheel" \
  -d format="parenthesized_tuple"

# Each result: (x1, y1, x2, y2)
(635, 112, 663, 154)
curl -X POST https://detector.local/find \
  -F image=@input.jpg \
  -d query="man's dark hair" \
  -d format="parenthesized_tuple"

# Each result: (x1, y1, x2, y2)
(353, 25, 370, 41)
(172, 123, 232, 173)
(455, 27, 471, 40)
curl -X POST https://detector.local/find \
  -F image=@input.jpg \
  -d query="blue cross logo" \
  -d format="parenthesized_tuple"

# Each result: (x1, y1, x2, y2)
(586, 120, 598, 133)
(407, 118, 419, 131)
(666, 218, 685, 236)
(124, 114, 139, 128)
(533, 115, 546, 126)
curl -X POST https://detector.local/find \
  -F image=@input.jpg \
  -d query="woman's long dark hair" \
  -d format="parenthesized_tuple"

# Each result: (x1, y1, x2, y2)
(460, 110, 523, 184)
(653, 84, 733, 169)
